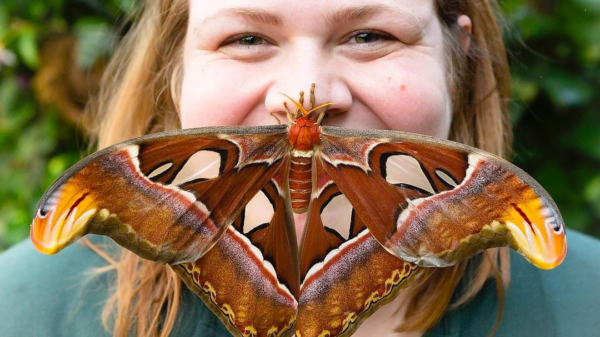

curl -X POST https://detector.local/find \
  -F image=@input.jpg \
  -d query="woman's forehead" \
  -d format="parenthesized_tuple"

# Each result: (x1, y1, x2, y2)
(188, 0, 435, 29)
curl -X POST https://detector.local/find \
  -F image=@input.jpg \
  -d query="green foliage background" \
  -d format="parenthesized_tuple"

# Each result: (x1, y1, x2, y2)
(0, 0, 598, 252)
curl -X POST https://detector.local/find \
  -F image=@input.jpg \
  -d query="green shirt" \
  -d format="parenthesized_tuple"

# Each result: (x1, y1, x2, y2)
(1, 230, 599, 336)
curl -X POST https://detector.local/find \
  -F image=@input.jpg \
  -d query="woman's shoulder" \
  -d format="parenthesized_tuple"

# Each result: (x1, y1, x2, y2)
(531, 229, 600, 335)
(542, 228, 600, 277)
(0, 235, 114, 336)
(0, 235, 231, 337)
(428, 230, 600, 337)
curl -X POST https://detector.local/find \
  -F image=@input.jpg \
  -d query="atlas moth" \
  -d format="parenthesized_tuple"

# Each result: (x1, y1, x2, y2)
(31, 83, 566, 337)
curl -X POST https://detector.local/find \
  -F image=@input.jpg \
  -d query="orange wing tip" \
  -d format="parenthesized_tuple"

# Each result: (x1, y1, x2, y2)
(506, 220, 567, 270)
(500, 194, 567, 270)
(519, 244, 567, 270)
(30, 205, 97, 255)
(528, 249, 567, 270)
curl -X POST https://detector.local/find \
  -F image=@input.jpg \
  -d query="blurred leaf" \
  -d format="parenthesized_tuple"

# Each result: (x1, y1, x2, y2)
(0, 6, 8, 37)
(48, 0, 66, 8)
(585, 175, 600, 218)
(0, 204, 29, 250)
(511, 76, 539, 103)
(46, 152, 79, 181)
(533, 163, 569, 200)
(562, 209, 592, 233)
(16, 28, 39, 69)
(583, 43, 600, 64)
(114, 0, 136, 15)
(569, 110, 600, 161)
(572, 0, 600, 11)
(504, 4, 553, 40)
(509, 100, 526, 125)
(27, 1, 48, 21)
(74, 17, 113, 69)
(541, 68, 594, 107)
(0, 78, 19, 115)
(530, 161, 593, 232)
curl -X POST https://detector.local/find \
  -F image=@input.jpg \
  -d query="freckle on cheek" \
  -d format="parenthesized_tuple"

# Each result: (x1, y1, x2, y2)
(400, 84, 406, 91)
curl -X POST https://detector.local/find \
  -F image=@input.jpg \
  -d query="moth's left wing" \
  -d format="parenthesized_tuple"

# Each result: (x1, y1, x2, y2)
(173, 157, 299, 337)
(318, 127, 567, 269)
(31, 125, 289, 265)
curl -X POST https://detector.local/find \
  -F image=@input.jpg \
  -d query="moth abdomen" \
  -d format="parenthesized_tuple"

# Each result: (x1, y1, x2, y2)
(290, 154, 313, 213)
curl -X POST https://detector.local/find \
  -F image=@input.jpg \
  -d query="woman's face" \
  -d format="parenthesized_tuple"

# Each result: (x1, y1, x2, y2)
(180, 0, 469, 138)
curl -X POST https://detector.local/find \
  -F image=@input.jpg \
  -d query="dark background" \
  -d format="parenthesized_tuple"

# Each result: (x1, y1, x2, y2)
(0, 0, 598, 251)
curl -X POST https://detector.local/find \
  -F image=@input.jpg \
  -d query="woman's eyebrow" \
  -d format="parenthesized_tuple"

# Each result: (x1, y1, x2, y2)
(325, 4, 424, 29)
(202, 7, 282, 26)
(199, 4, 424, 29)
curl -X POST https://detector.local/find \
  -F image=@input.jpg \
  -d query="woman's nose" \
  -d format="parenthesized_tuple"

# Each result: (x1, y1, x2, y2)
(264, 51, 352, 121)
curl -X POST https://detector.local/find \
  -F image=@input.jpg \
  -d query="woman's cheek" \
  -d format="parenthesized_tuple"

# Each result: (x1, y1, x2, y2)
(352, 60, 451, 138)
(384, 83, 451, 138)
(180, 57, 263, 129)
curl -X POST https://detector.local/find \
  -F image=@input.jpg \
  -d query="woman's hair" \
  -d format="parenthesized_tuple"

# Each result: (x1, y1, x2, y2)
(82, 0, 512, 336)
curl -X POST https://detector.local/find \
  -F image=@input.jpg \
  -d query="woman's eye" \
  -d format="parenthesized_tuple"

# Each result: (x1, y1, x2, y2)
(355, 32, 380, 43)
(348, 31, 394, 45)
(221, 34, 267, 47)
(238, 35, 264, 45)
(218, 33, 276, 60)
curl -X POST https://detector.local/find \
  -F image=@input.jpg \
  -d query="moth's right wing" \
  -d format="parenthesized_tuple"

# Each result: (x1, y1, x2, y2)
(296, 160, 418, 337)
